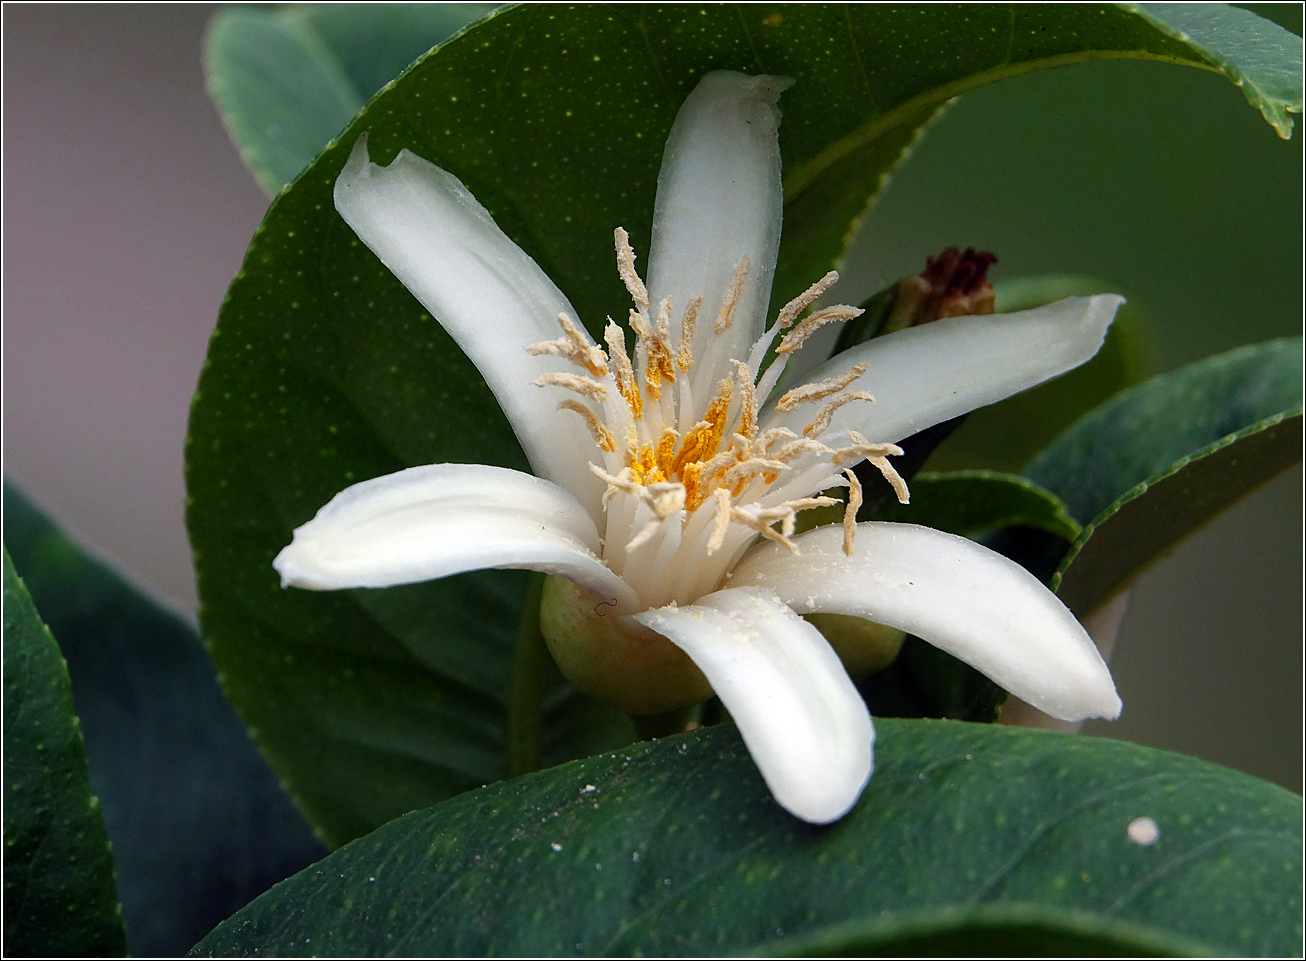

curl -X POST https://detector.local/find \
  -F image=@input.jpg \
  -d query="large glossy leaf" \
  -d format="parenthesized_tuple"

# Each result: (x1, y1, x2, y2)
(3, 549, 126, 958)
(1024, 338, 1303, 615)
(189, 3, 1305, 846)
(205, 3, 496, 194)
(3, 483, 327, 957)
(191, 720, 1302, 958)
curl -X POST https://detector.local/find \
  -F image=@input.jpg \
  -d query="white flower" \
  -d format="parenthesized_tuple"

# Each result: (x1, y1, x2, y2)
(274, 71, 1122, 824)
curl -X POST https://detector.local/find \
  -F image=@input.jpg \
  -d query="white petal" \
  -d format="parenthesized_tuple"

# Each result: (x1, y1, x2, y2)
(728, 523, 1121, 722)
(334, 138, 604, 516)
(646, 72, 792, 387)
(633, 587, 873, 824)
(274, 463, 638, 609)
(760, 295, 1123, 443)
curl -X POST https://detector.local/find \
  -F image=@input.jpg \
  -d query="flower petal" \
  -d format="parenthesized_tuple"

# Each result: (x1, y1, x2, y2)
(646, 71, 792, 388)
(760, 295, 1123, 443)
(334, 137, 604, 516)
(633, 586, 873, 824)
(728, 523, 1121, 721)
(273, 463, 638, 609)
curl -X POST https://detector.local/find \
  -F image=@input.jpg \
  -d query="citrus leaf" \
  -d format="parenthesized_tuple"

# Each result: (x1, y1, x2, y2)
(190, 3, 1305, 845)
(204, 3, 496, 194)
(3, 548, 126, 958)
(3, 483, 327, 956)
(1023, 338, 1303, 615)
(1127, 2, 1304, 137)
(190, 720, 1303, 958)
(871, 469, 1081, 542)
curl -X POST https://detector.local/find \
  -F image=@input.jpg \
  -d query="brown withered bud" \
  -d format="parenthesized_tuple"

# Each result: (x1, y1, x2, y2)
(884, 247, 998, 334)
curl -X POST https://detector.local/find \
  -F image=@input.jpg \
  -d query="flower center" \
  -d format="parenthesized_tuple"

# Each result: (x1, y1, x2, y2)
(528, 228, 909, 608)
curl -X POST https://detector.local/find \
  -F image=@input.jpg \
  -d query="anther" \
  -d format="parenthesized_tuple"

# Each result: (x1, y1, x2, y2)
(842, 469, 862, 556)
(776, 364, 868, 412)
(713, 256, 750, 334)
(614, 227, 650, 313)
(558, 400, 615, 452)
(802, 389, 876, 437)
(776, 305, 864, 354)
(775, 270, 839, 331)
(534, 372, 608, 402)
(677, 297, 701, 371)
(526, 313, 610, 377)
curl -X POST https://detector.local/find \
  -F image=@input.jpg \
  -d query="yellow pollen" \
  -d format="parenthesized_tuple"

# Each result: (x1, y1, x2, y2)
(776, 363, 868, 412)
(775, 270, 840, 330)
(526, 312, 609, 377)
(604, 320, 643, 419)
(713, 256, 750, 334)
(614, 227, 649, 312)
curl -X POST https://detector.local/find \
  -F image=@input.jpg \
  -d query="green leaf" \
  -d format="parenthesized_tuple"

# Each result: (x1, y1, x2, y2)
(3, 548, 125, 958)
(925, 276, 1156, 473)
(3, 484, 326, 956)
(191, 721, 1302, 958)
(204, 3, 496, 194)
(190, 3, 1305, 845)
(1128, 2, 1304, 138)
(872, 469, 1082, 542)
(761, 903, 1211, 956)
(1023, 338, 1303, 615)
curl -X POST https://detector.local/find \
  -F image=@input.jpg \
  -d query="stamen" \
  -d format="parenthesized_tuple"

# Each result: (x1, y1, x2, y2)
(630, 307, 678, 397)
(706, 488, 733, 554)
(604, 320, 642, 419)
(625, 519, 662, 553)
(729, 505, 800, 553)
(645, 481, 686, 519)
(776, 363, 868, 412)
(614, 227, 649, 313)
(775, 270, 839, 330)
(713, 256, 750, 334)
(557, 400, 615, 452)
(842, 469, 862, 556)
(722, 457, 789, 488)
(526, 312, 609, 377)
(677, 296, 701, 371)
(773, 437, 833, 463)
(831, 431, 904, 466)
(590, 463, 643, 504)
(802, 389, 876, 437)
(758, 426, 797, 452)
(534, 371, 608, 402)
(868, 456, 910, 505)
(733, 360, 759, 440)
(776, 305, 864, 354)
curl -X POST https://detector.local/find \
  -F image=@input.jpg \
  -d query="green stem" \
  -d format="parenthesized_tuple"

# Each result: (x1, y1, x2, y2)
(506, 572, 547, 777)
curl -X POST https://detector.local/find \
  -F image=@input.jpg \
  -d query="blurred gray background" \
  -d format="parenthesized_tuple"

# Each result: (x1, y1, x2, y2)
(4, 4, 1301, 790)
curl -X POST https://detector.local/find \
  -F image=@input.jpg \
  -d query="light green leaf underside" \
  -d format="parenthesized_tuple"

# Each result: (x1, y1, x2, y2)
(190, 4, 1304, 847)
(1024, 338, 1303, 615)
(3, 549, 126, 958)
(190, 720, 1302, 958)
(1129, 2, 1304, 137)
